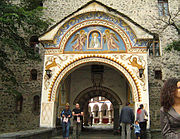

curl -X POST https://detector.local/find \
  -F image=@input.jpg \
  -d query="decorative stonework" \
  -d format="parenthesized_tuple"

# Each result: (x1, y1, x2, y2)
(42, 12, 151, 54)
(40, 103, 53, 125)
(60, 20, 130, 53)
(44, 18, 148, 54)
(43, 55, 72, 90)
(44, 54, 148, 103)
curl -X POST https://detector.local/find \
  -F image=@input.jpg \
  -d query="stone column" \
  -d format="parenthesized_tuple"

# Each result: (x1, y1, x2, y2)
(99, 111, 102, 124)
(92, 111, 95, 124)
(83, 103, 89, 126)
(113, 106, 119, 130)
(108, 110, 112, 124)
(40, 101, 57, 128)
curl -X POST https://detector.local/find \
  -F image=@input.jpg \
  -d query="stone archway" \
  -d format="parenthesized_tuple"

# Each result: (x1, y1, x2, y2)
(49, 55, 141, 103)
(73, 86, 122, 130)
(73, 86, 122, 106)
(40, 54, 149, 128)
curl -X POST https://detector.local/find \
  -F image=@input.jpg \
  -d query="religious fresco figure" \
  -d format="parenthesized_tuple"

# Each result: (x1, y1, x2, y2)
(128, 56, 143, 69)
(45, 57, 57, 70)
(103, 29, 120, 50)
(89, 32, 101, 49)
(71, 30, 87, 51)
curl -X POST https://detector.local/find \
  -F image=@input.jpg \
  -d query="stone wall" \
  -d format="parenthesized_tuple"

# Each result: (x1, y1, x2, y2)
(0, 45, 44, 133)
(148, 50, 180, 129)
(0, 0, 179, 132)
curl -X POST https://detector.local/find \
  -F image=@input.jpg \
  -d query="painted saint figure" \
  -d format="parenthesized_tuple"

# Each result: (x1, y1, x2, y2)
(128, 56, 143, 70)
(103, 29, 120, 50)
(89, 32, 101, 49)
(71, 30, 87, 51)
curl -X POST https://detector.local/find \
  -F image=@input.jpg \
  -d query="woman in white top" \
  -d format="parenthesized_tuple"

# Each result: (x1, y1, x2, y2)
(136, 104, 148, 139)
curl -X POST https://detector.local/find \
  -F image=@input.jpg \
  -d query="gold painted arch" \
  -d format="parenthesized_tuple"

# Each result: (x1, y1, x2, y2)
(48, 55, 142, 103)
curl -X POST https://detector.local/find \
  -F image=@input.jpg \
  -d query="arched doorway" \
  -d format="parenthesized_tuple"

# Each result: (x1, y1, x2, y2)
(73, 85, 122, 130)
(53, 63, 134, 131)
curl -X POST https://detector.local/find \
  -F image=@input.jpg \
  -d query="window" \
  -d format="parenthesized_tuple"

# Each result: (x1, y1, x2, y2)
(33, 95, 40, 114)
(16, 96, 23, 113)
(29, 36, 39, 53)
(154, 69, 162, 79)
(148, 41, 160, 56)
(158, 0, 169, 16)
(30, 69, 37, 80)
(103, 109, 107, 116)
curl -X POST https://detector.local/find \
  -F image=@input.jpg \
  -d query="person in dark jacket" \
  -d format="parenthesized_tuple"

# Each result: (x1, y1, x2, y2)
(119, 102, 135, 139)
(61, 103, 72, 139)
(160, 78, 180, 139)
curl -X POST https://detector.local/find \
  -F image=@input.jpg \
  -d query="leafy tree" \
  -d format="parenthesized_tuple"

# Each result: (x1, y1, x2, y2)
(165, 25, 180, 52)
(165, 40, 180, 52)
(0, 0, 50, 96)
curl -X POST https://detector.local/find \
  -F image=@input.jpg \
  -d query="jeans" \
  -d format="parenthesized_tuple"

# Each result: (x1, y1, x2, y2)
(73, 120, 81, 139)
(121, 123, 131, 139)
(62, 122, 70, 138)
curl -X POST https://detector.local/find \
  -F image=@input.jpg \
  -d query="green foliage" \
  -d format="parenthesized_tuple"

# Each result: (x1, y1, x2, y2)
(165, 40, 180, 52)
(0, 0, 50, 95)
(20, 0, 45, 11)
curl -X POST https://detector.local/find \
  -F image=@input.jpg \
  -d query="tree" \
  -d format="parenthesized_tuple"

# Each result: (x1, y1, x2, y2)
(149, 2, 180, 52)
(150, 3, 180, 35)
(0, 0, 50, 96)
(165, 39, 180, 52)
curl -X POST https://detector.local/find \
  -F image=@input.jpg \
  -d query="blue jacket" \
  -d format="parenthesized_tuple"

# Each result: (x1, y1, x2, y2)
(61, 109, 72, 123)
(133, 124, 141, 133)
(119, 106, 135, 124)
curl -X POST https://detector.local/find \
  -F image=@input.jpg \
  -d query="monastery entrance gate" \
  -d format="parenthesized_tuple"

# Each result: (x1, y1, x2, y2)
(39, 2, 154, 130)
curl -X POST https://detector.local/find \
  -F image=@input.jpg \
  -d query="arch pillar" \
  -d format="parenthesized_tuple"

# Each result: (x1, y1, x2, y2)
(83, 102, 89, 126)
(99, 111, 103, 124)
(113, 104, 120, 130)
(108, 110, 112, 124)
(40, 101, 57, 128)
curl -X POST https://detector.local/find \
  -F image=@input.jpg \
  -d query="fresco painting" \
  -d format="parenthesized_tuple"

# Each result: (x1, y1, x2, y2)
(65, 26, 126, 52)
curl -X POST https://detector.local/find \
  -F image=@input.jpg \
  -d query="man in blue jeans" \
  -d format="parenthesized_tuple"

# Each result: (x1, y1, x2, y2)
(61, 103, 72, 139)
(119, 102, 135, 139)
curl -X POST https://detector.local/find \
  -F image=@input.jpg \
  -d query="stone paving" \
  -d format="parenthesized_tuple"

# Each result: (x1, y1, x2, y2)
(52, 129, 119, 138)
(51, 125, 162, 139)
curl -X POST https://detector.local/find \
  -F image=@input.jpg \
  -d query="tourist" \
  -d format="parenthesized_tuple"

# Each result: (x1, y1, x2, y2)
(136, 104, 148, 139)
(61, 103, 72, 139)
(160, 78, 180, 139)
(119, 102, 135, 139)
(133, 120, 141, 139)
(72, 103, 84, 139)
